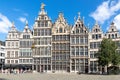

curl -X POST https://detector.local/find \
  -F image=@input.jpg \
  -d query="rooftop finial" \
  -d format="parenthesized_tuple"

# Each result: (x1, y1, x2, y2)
(25, 20, 28, 28)
(111, 21, 114, 25)
(26, 20, 28, 26)
(12, 21, 15, 28)
(59, 13, 64, 21)
(95, 20, 98, 25)
(41, 3, 45, 11)
(78, 12, 80, 19)
(74, 16, 76, 22)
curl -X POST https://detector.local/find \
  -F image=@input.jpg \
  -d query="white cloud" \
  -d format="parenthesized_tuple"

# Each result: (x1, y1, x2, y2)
(0, 13, 12, 33)
(90, 0, 120, 24)
(19, 17, 26, 23)
(113, 14, 120, 30)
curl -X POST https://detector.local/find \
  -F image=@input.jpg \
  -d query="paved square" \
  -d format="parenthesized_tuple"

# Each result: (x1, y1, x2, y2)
(0, 73, 120, 80)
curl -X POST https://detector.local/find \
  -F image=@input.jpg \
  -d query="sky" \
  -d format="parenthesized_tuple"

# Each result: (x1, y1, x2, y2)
(0, 0, 120, 41)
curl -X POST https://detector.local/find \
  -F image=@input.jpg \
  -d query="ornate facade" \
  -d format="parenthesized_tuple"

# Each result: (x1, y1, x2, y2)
(5, 3, 120, 73)
(89, 21, 103, 73)
(32, 4, 52, 72)
(5, 23, 20, 67)
(70, 14, 89, 73)
(52, 13, 70, 72)
(19, 21, 33, 70)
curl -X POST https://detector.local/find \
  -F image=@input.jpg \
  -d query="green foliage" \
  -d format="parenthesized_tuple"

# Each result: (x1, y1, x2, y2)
(97, 38, 120, 67)
(112, 52, 120, 66)
(108, 66, 120, 75)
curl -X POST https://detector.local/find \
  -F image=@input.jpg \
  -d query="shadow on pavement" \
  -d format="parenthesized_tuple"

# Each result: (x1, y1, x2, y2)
(0, 78, 8, 80)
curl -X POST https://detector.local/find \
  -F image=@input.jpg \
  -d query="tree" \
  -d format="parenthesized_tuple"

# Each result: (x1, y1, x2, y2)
(112, 52, 120, 66)
(97, 38, 120, 74)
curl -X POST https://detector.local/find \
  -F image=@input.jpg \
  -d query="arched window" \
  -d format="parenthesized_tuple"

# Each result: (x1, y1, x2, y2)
(115, 34, 117, 38)
(76, 29, 79, 33)
(112, 34, 114, 39)
(96, 29, 98, 32)
(96, 34, 98, 39)
(59, 28, 63, 33)
(79, 24, 80, 27)
(108, 34, 110, 38)
(76, 24, 77, 27)
(112, 29, 114, 31)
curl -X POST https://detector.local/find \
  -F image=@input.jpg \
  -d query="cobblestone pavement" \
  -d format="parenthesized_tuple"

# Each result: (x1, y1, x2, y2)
(0, 73, 120, 80)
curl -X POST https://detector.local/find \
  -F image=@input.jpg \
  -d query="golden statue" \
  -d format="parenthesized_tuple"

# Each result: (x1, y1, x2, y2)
(59, 13, 63, 21)
(41, 3, 45, 10)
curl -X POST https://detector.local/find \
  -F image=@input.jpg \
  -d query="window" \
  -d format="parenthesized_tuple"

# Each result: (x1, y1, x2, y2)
(80, 47, 84, 56)
(8, 42, 10, 46)
(15, 51, 18, 57)
(34, 29, 37, 36)
(59, 28, 63, 33)
(99, 34, 101, 39)
(76, 47, 79, 56)
(15, 60, 18, 63)
(76, 37, 79, 44)
(16, 42, 18, 47)
(71, 47, 75, 56)
(11, 60, 14, 63)
(7, 60, 10, 63)
(85, 37, 88, 44)
(45, 21, 48, 27)
(76, 24, 77, 27)
(38, 21, 40, 27)
(41, 29, 44, 36)
(11, 51, 14, 57)
(23, 35, 30, 39)
(96, 34, 98, 39)
(112, 34, 114, 39)
(108, 34, 110, 38)
(12, 42, 14, 46)
(115, 34, 117, 38)
(41, 16, 44, 20)
(80, 29, 83, 33)
(7, 51, 10, 57)
(80, 37, 84, 44)
(76, 29, 79, 33)
(112, 29, 114, 31)
(95, 29, 99, 32)
(41, 21, 44, 27)
(71, 37, 75, 44)
(92, 35, 94, 39)
(19, 59, 22, 63)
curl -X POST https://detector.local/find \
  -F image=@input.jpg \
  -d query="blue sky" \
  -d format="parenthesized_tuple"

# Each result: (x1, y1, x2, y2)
(0, 0, 120, 41)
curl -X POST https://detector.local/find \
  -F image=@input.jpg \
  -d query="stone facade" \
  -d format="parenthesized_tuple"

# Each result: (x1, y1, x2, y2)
(5, 3, 120, 73)
(19, 21, 33, 70)
(70, 13, 89, 73)
(32, 4, 52, 72)
(52, 13, 70, 73)
(5, 22, 20, 67)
